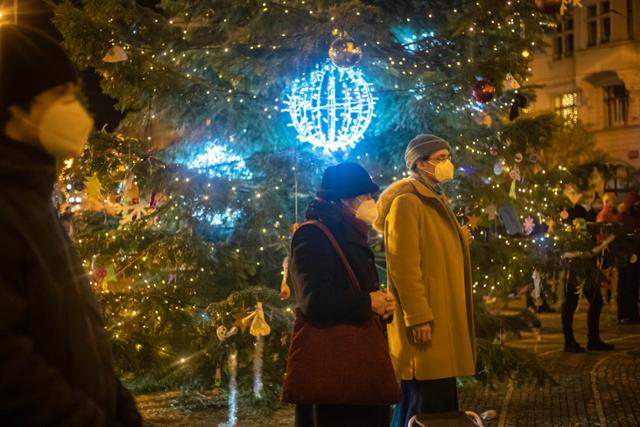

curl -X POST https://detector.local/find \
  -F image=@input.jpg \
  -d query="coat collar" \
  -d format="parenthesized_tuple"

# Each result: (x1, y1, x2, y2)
(374, 178, 439, 232)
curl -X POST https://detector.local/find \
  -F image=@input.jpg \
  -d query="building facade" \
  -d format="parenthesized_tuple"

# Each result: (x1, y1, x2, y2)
(529, 0, 640, 177)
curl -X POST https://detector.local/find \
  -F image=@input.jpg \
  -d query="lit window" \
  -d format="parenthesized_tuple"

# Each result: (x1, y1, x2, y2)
(554, 92, 578, 124)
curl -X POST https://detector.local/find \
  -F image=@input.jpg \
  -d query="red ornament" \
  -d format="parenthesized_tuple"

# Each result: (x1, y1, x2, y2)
(534, 0, 562, 14)
(471, 80, 496, 103)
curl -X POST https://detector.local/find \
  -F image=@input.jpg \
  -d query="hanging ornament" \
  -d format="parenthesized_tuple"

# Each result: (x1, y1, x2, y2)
(84, 175, 103, 202)
(523, 216, 535, 235)
(232, 307, 249, 333)
(486, 204, 498, 221)
(280, 257, 291, 300)
(509, 94, 529, 121)
(494, 158, 506, 175)
(545, 217, 556, 234)
(212, 366, 222, 397)
(490, 145, 499, 156)
(471, 79, 496, 103)
(534, 0, 562, 14)
(328, 34, 362, 69)
(561, 0, 583, 15)
(515, 153, 523, 163)
(560, 209, 570, 220)
(242, 302, 272, 337)
(503, 73, 521, 91)
(285, 62, 375, 153)
(216, 325, 239, 342)
(499, 203, 524, 235)
(467, 214, 481, 231)
(102, 45, 128, 63)
(509, 165, 521, 181)
(528, 153, 540, 164)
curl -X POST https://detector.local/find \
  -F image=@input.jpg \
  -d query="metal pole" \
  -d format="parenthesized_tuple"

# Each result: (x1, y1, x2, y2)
(14, 0, 18, 23)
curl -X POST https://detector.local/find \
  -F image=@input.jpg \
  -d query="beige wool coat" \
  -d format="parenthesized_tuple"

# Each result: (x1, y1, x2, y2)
(374, 178, 476, 380)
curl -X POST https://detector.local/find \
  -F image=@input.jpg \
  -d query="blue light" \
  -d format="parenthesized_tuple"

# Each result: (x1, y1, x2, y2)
(194, 208, 243, 227)
(186, 142, 252, 180)
(285, 62, 375, 153)
(391, 26, 436, 53)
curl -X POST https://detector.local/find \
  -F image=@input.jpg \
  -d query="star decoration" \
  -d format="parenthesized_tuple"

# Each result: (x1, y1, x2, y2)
(467, 214, 481, 231)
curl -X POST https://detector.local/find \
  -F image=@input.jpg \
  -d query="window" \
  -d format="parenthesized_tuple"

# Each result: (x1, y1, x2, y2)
(604, 84, 629, 127)
(587, 1, 612, 47)
(553, 17, 574, 59)
(554, 92, 579, 124)
(605, 165, 632, 195)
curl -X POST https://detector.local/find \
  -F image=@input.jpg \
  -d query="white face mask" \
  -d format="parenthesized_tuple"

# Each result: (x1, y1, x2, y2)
(37, 96, 94, 158)
(427, 159, 455, 183)
(355, 199, 378, 225)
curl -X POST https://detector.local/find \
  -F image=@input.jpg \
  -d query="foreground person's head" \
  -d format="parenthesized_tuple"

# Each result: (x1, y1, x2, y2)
(0, 24, 93, 159)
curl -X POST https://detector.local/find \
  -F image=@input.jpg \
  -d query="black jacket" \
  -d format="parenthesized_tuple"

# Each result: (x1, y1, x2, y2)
(0, 138, 141, 426)
(289, 199, 379, 324)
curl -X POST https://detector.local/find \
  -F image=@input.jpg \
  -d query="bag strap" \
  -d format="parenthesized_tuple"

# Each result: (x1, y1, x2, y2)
(296, 220, 362, 292)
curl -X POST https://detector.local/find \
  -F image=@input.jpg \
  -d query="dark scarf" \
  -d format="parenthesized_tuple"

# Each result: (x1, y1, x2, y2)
(411, 170, 443, 195)
(305, 198, 370, 241)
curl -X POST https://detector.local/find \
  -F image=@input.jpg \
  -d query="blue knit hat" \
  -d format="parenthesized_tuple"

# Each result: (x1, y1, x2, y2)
(404, 134, 452, 169)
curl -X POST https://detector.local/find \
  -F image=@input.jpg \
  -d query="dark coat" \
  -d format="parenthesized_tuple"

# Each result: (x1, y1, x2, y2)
(0, 138, 142, 426)
(289, 199, 379, 324)
(289, 199, 390, 427)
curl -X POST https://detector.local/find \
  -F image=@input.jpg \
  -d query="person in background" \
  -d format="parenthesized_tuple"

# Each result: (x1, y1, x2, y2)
(596, 192, 618, 223)
(616, 191, 640, 324)
(374, 134, 475, 427)
(0, 24, 142, 426)
(289, 162, 396, 427)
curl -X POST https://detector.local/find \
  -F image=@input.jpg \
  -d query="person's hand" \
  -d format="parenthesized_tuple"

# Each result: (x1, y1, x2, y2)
(381, 288, 396, 316)
(370, 289, 396, 316)
(412, 322, 432, 344)
(462, 225, 474, 243)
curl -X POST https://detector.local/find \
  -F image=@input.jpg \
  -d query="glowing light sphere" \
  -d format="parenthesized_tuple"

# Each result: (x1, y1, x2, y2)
(187, 142, 252, 180)
(285, 62, 375, 153)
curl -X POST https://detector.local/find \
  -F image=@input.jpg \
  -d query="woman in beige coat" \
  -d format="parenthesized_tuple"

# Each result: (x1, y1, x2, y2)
(374, 134, 475, 426)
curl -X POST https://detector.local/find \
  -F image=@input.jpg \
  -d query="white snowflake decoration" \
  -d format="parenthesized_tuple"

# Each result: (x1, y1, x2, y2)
(285, 62, 375, 153)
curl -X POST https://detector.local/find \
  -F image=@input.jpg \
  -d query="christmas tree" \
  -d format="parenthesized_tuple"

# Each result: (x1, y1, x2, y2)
(51, 0, 612, 407)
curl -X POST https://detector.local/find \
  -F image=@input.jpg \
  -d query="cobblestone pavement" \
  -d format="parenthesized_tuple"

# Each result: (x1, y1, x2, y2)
(137, 300, 640, 426)
(460, 300, 640, 427)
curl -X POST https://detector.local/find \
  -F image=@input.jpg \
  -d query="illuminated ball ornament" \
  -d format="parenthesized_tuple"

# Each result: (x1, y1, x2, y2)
(285, 63, 375, 153)
(471, 80, 496, 103)
(328, 36, 362, 69)
(534, 0, 562, 14)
